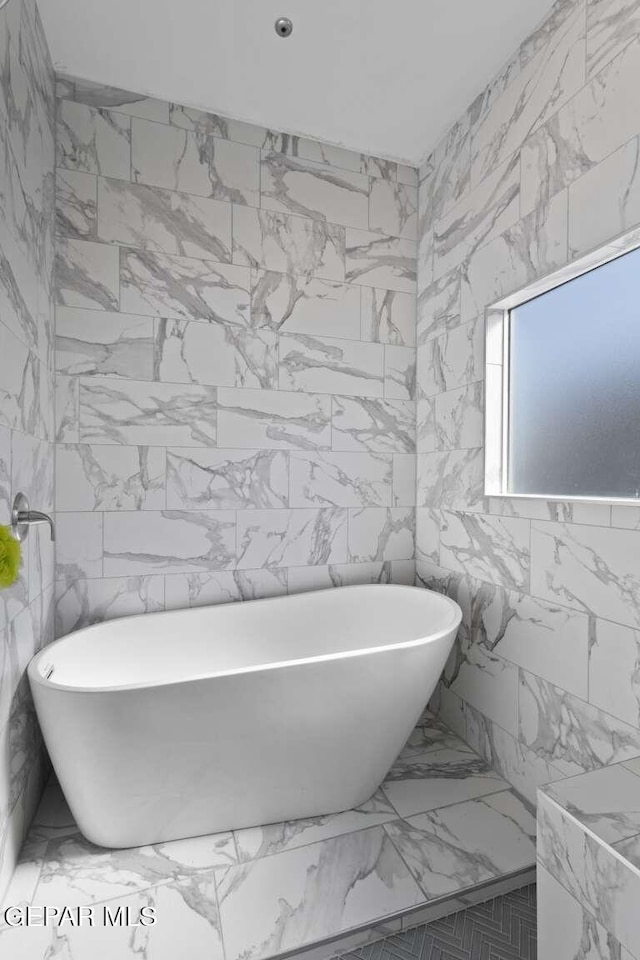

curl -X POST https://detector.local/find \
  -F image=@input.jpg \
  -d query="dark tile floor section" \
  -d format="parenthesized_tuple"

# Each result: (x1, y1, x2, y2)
(342, 885, 537, 960)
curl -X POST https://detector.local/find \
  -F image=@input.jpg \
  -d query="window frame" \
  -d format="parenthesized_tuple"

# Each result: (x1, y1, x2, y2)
(484, 226, 640, 505)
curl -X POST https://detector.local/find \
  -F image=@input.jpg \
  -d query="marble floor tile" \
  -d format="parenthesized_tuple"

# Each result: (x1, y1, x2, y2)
(382, 744, 509, 818)
(0, 879, 225, 960)
(34, 828, 237, 907)
(1, 718, 534, 960)
(384, 790, 536, 900)
(216, 826, 424, 960)
(233, 791, 397, 862)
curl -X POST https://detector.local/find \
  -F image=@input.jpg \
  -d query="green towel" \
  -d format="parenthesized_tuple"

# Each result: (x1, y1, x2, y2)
(0, 524, 21, 588)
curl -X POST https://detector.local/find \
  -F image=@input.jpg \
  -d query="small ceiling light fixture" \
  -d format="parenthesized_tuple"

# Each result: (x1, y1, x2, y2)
(275, 17, 293, 38)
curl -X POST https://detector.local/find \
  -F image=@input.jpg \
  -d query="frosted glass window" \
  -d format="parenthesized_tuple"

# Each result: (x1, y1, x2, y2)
(508, 245, 640, 500)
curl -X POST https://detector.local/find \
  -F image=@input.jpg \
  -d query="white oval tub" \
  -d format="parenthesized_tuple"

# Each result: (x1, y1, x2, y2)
(28, 584, 461, 849)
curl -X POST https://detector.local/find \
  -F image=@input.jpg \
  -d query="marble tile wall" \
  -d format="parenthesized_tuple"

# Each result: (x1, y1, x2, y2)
(537, 766, 640, 959)
(416, 0, 640, 804)
(0, 0, 55, 902)
(53, 75, 418, 638)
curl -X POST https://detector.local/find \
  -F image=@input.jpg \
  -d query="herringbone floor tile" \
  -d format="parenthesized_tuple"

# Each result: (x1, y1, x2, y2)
(342, 884, 536, 960)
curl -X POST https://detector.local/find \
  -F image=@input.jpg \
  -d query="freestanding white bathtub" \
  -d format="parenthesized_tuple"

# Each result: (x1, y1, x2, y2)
(28, 584, 461, 849)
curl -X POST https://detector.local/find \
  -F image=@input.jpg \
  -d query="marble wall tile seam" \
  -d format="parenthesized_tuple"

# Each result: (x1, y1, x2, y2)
(53, 271, 412, 346)
(522, 109, 640, 224)
(467, 0, 588, 184)
(56, 83, 419, 186)
(585, 0, 640, 80)
(520, 33, 640, 218)
(57, 92, 418, 222)
(540, 788, 640, 884)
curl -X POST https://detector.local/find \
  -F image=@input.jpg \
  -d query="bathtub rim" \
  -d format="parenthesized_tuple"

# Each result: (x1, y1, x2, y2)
(29, 584, 462, 695)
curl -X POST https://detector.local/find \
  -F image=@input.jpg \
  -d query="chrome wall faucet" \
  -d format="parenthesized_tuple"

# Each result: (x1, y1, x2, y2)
(11, 493, 55, 542)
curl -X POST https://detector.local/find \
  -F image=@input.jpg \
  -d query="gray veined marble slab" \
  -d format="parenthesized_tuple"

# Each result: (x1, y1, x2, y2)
(0, 876, 225, 960)
(402, 714, 467, 757)
(545, 764, 640, 845)
(55, 168, 97, 240)
(434, 382, 483, 450)
(331, 397, 415, 454)
(120, 248, 250, 326)
(417, 316, 483, 397)
(236, 508, 348, 569)
(131, 116, 259, 206)
(469, 0, 585, 184)
(286, 559, 414, 594)
(586, 0, 640, 78)
(79, 377, 218, 446)
(530, 520, 640, 630)
(432, 153, 521, 281)
(569, 135, 640, 259)
(419, 117, 471, 227)
(520, 38, 640, 217)
(153, 318, 278, 389)
(459, 188, 568, 324)
(384, 345, 415, 401)
(384, 790, 535, 899)
(233, 207, 345, 281)
(233, 790, 397, 862)
(96, 177, 233, 262)
(439, 511, 530, 590)
(103, 510, 237, 576)
(164, 569, 287, 611)
(518, 670, 640, 776)
(55, 444, 166, 512)
(537, 862, 634, 960)
(251, 270, 361, 338)
(369, 180, 418, 241)
(348, 507, 414, 563)
(61, 77, 170, 123)
(457, 703, 565, 807)
(289, 451, 392, 508)
(56, 99, 131, 180)
(361, 288, 416, 347)
(589, 619, 640, 728)
(416, 399, 436, 454)
(55, 238, 119, 311)
(55, 307, 155, 380)
(416, 267, 462, 345)
(34, 824, 237, 906)
(55, 375, 79, 442)
(55, 576, 165, 638)
(167, 448, 288, 510)
(260, 151, 370, 230)
(216, 388, 332, 451)
(55, 512, 103, 580)
(416, 450, 484, 513)
(345, 229, 416, 293)
(392, 454, 416, 507)
(460, 581, 589, 700)
(279, 333, 384, 398)
(537, 790, 640, 960)
(381, 743, 509, 818)
(216, 826, 424, 960)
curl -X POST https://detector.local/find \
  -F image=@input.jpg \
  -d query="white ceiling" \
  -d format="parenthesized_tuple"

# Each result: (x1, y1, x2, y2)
(39, 0, 556, 165)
